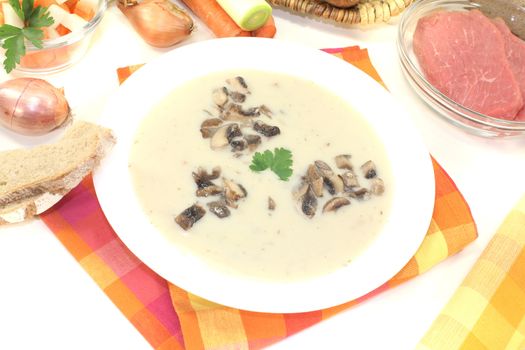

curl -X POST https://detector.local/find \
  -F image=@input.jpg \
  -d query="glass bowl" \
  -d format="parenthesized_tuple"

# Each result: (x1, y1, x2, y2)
(397, 0, 525, 138)
(2, 0, 106, 74)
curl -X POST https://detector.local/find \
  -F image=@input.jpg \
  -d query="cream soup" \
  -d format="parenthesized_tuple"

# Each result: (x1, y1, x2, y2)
(129, 70, 393, 282)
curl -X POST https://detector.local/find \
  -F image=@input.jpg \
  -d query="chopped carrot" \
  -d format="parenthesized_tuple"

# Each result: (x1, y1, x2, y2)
(34, 0, 69, 11)
(55, 23, 71, 36)
(181, 0, 251, 38)
(252, 15, 276, 38)
(63, 0, 79, 12)
(73, 0, 94, 20)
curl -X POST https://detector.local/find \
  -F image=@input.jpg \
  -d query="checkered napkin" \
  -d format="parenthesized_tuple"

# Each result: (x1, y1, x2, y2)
(417, 194, 525, 350)
(41, 46, 478, 350)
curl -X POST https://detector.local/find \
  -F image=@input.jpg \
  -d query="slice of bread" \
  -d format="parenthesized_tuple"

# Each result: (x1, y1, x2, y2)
(0, 120, 115, 224)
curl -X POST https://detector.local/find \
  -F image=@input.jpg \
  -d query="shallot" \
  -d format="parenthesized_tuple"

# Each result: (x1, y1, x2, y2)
(118, 0, 194, 48)
(0, 78, 71, 136)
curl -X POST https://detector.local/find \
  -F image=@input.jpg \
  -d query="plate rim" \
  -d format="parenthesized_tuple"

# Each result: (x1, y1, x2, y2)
(94, 37, 435, 313)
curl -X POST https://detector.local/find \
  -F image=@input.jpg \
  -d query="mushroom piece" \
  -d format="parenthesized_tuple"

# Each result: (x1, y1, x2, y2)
(223, 178, 247, 208)
(196, 185, 223, 197)
(207, 201, 231, 218)
(322, 197, 350, 213)
(268, 197, 276, 210)
(259, 104, 273, 118)
(293, 182, 309, 200)
(244, 134, 261, 151)
(301, 186, 318, 218)
(226, 76, 250, 94)
(340, 171, 360, 189)
(228, 91, 246, 103)
(200, 118, 223, 138)
(370, 178, 385, 195)
(210, 123, 242, 149)
(348, 187, 371, 200)
(175, 204, 206, 231)
(323, 174, 344, 195)
(361, 160, 377, 179)
(253, 120, 280, 137)
(222, 103, 260, 122)
(193, 166, 221, 182)
(314, 160, 335, 178)
(306, 164, 324, 197)
(212, 87, 229, 107)
(335, 154, 353, 170)
(230, 137, 247, 152)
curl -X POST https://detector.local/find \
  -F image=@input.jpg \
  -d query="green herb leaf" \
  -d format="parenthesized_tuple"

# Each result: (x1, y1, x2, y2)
(28, 6, 54, 28)
(22, 27, 44, 48)
(2, 34, 25, 73)
(0, 0, 55, 73)
(250, 148, 293, 181)
(8, 0, 24, 21)
(22, 0, 34, 22)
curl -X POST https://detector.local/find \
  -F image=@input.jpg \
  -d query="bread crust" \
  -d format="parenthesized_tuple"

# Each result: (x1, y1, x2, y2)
(0, 121, 115, 224)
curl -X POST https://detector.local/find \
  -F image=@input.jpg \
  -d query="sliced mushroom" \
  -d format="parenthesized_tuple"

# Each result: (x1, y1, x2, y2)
(196, 185, 223, 197)
(207, 201, 231, 218)
(268, 197, 276, 210)
(226, 76, 250, 94)
(314, 160, 335, 178)
(301, 186, 318, 218)
(370, 178, 385, 195)
(175, 204, 206, 231)
(335, 154, 353, 170)
(228, 91, 246, 103)
(244, 134, 261, 151)
(322, 197, 350, 213)
(193, 166, 221, 181)
(230, 137, 247, 152)
(211, 123, 241, 149)
(259, 104, 273, 118)
(200, 118, 223, 138)
(340, 171, 360, 189)
(323, 175, 344, 195)
(212, 87, 229, 107)
(348, 187, 371, 200)
(293, 182, 309, 200)
(223, 178, 247, 208)
(222, 103, 260, 122)
(306, 164, 324, 197)
(361, 160, 377, 179)
(253, 120, 280, 137)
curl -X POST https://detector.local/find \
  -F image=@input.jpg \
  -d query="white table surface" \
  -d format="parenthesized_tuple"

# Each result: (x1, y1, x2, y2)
(1, 3, 525, 350)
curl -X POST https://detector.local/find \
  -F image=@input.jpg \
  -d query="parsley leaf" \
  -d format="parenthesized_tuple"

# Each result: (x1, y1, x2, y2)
(0, 0, 54, 73)
(8, 0, 24, 21)
(28, 6, 54, 28)
(250, 148, 293, 181)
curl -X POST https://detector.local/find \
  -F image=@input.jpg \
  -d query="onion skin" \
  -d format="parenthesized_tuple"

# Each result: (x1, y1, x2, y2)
(118, 0, 194, 48)
(0, 78, 71, 136)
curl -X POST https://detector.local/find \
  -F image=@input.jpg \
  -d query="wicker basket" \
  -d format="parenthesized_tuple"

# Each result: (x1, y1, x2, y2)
(268, 0, 415, 25)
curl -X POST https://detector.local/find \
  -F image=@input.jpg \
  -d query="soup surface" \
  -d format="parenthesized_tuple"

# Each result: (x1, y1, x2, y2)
(129, 70, 393, 282)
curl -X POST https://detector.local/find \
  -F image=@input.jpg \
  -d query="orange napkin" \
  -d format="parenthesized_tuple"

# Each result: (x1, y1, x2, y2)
(418, 194, 525, 350)
(42, 46, 477, 350)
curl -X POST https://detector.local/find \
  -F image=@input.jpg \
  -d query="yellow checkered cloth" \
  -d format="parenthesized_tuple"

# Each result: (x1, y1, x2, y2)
(418, 195, 525, 350)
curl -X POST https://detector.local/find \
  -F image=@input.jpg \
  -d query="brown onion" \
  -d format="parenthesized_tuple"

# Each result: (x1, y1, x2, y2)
(118, 0, 194, 48)
(0, 78, 71, 136)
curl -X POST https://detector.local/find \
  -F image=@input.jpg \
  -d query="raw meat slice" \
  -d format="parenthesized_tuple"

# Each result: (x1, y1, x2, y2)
(413, 10, 523, 120)
(492, 18, 525, 120)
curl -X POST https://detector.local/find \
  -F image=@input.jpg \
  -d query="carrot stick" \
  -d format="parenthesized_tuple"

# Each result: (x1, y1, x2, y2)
(181, 0, 251, 38)
(252, 15, 276, 38)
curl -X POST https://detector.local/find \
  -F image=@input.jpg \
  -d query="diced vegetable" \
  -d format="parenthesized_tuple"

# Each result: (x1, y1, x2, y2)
(2, 2, 23, 27)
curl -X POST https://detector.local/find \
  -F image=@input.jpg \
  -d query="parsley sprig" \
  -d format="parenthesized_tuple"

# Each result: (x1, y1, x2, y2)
(0, 0, 54, 73)
(249, 147, 293, 181)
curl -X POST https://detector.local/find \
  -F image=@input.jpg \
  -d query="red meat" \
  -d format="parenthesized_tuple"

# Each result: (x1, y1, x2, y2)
(492, 18, 525, 120)
(413, 10, 523, 120)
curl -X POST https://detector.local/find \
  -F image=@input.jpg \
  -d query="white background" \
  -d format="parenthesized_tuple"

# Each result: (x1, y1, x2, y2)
(1, 3, 525, 350)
